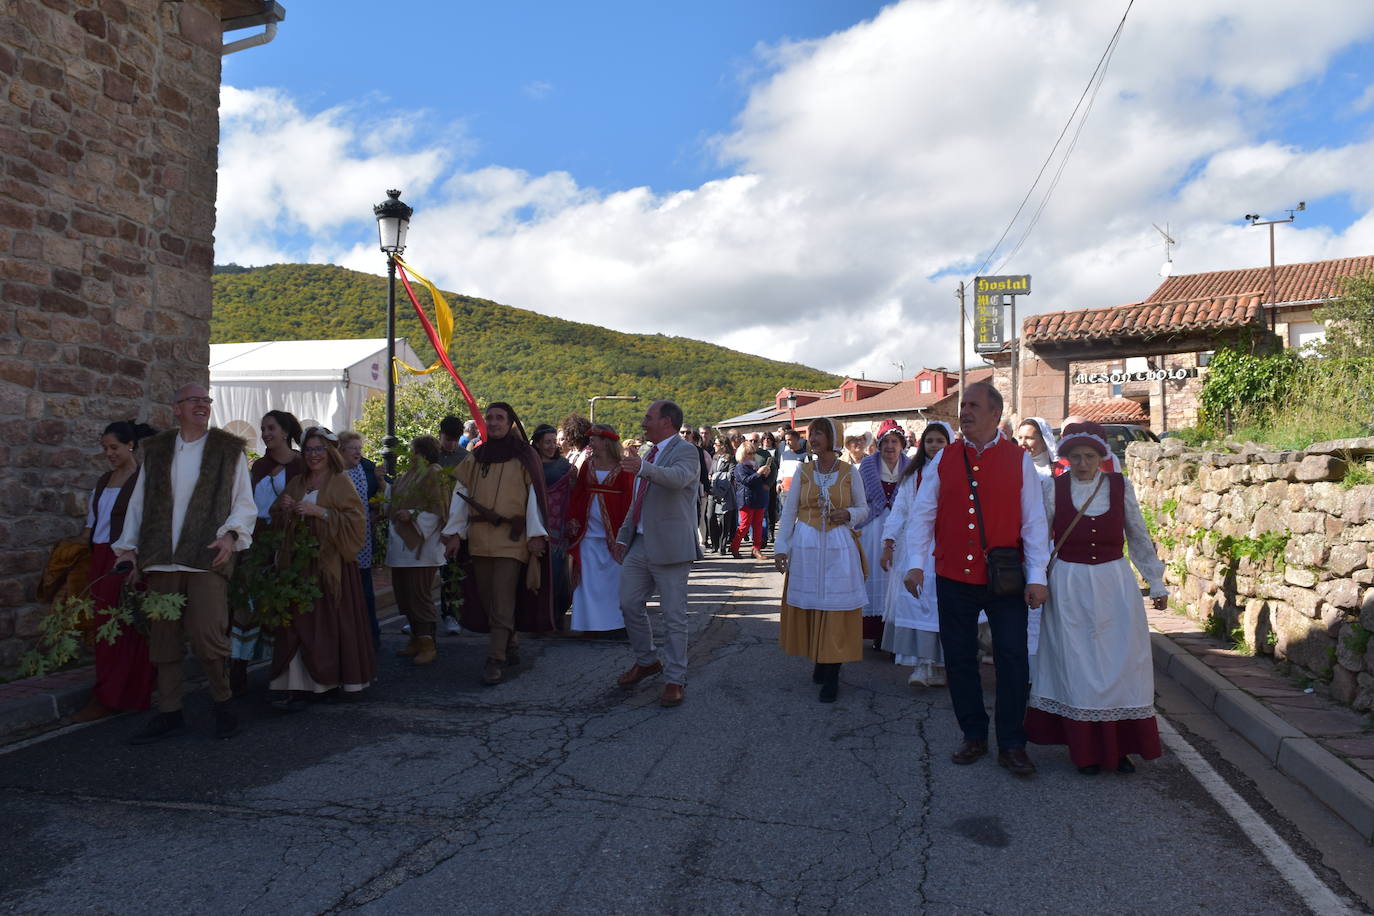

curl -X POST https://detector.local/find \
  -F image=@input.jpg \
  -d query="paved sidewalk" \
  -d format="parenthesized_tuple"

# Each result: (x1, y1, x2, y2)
(1149, 605, 1374, 841)
(0, 571, 399, 742)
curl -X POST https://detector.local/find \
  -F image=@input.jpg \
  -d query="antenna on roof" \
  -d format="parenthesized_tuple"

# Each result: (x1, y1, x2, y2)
(1152, 223, 1176, 278)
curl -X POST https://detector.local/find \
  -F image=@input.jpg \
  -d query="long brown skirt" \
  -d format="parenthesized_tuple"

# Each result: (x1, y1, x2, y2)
(271, 561, 377, 692)
(779, 604, 862, 663)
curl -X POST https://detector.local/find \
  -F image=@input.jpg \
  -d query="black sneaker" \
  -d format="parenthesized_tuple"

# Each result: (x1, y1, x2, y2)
(129, 710, 186, 745)
(213, 701, 240, 740)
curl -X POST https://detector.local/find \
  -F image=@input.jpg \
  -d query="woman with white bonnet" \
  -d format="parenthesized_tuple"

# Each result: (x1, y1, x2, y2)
(1016, 417, 1058, 478)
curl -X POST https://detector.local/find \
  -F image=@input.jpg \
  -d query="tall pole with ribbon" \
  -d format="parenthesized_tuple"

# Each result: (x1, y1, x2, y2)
(374, 189, 412, 480)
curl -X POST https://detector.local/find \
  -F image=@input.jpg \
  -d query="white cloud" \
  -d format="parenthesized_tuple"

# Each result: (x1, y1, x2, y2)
(522, 80, 553, 100)
(216, 0, 1374, 379)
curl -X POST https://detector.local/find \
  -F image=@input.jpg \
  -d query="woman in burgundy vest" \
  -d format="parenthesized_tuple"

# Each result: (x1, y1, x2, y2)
(1024, 422, 1168, 775)
(74, 420, 158, 721)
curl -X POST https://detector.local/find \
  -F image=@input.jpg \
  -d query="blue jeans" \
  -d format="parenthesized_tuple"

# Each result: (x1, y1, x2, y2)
(935, 575, 1029, 750)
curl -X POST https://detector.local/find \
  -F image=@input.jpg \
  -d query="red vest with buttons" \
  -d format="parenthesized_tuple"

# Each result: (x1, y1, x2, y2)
(1052, 472, 1125, 564)
(935, 437, 1025, 585)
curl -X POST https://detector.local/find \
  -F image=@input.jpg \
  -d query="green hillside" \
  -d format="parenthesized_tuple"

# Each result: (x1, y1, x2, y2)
(211, 263, 840, 430)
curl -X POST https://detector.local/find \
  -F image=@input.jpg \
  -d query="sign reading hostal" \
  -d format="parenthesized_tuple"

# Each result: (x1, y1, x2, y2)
(973, 274, 1031, 354)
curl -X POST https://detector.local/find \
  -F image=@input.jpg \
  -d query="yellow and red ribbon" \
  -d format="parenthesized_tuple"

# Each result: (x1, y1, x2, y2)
(391, 255, 486, 440)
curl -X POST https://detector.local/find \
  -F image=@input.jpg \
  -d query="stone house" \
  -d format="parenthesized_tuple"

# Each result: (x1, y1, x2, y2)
(0, 1, 284, 676)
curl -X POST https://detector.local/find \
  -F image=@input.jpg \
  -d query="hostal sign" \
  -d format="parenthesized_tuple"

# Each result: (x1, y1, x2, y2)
(973, 275, 1031, 354)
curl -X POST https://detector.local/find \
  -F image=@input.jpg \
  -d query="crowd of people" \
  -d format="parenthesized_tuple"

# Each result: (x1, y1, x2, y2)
(71, 379, 1168, 778)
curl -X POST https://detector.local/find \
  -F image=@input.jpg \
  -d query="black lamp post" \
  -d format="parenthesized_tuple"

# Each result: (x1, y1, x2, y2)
(374, 189, 412, 479)
(784, 393, 798, 428)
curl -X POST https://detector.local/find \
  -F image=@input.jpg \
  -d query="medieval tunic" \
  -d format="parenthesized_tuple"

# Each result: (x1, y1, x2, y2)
(1025, 471, 1166, 769)
(386, 463, 448, 630)
(85, 468, 155, 710)
(269, 473, 376, 694)
(776, 461, 869, 663)
(856, 451, 906, 636)
(880, 467, 944, 674)
(568, 463, 633, 632)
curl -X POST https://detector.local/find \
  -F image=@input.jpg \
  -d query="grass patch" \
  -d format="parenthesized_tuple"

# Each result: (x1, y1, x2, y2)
(1342, 462, 1374, 490)
(1202, 614, 1228, 640)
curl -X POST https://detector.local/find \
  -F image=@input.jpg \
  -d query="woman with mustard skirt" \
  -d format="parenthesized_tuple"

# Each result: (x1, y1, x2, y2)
(773, 416, 869, 702)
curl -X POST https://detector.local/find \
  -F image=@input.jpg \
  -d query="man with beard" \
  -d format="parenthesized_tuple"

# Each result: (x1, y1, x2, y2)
(114, 383, 257, 743)
(442, 403, 552, 685)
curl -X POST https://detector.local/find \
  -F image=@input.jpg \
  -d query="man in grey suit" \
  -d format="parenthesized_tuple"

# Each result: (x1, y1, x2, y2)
(612, 399, 701, 707)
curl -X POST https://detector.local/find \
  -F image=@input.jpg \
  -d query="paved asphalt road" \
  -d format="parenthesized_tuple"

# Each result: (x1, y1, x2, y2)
(0, 558, 1355, 914)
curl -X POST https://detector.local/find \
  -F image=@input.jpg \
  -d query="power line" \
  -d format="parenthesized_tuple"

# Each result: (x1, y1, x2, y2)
(972, 0, 1135, 279)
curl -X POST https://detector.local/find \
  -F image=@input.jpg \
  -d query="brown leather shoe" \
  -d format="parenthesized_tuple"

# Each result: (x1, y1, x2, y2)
(751, 548, 765, 560)
(998, 747, 1037, 776)
(616, 661, 663, 688)
(951, 739, 989, 765)
(659, 683, 684, 707)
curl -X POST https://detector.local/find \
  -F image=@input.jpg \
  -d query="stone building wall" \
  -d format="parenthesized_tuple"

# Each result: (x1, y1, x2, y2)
(1128, 438, 1374, 712)
(0, 0, 225, 675)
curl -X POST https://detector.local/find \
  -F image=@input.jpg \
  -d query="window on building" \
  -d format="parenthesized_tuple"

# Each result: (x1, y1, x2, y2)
(1288, 321, 1326, 353)
(1198, 350, 1214, 368)
(843, 389, 854, 401)
(918, 378, 932, 393)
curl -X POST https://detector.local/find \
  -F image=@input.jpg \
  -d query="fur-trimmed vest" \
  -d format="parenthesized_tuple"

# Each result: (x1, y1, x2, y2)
(138, 428, 246, 572)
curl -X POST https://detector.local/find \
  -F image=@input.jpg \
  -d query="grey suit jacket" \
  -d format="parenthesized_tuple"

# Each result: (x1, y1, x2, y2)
(617, 435, 700, 565)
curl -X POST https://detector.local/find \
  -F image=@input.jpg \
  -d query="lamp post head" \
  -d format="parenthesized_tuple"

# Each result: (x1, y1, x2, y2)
(374, 189, 413, 254)
(784, 394, 798, 410)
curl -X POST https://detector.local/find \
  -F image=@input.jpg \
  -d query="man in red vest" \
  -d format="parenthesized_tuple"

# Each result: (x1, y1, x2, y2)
(902, 382, 1050, 776)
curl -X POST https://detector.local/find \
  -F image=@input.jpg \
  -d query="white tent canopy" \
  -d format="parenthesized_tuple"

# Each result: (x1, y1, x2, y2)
(209, 338, 422, 452)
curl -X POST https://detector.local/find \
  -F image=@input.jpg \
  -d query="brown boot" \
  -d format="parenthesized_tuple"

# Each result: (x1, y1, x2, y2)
(395, 636, 420, 657)
(413, 636, 437, 665)
(482, 657, 504, 685)
(72, 698, 116, 723)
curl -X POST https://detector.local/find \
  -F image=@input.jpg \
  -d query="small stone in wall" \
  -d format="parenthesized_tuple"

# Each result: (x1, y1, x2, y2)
(1295, 454, 1347, 483)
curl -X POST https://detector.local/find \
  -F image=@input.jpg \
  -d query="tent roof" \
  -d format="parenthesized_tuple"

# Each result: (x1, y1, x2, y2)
(209, 338, 423, 387)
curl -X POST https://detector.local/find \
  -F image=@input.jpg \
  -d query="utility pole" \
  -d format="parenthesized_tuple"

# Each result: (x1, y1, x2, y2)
(1009, 295, 1019, 421)
(1245, 202, 1304, 333)
(957, 282, 966, 395)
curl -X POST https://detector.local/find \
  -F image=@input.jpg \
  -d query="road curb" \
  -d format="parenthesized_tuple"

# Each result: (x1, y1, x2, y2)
(1152, 630, 1374, 842)
(0, 588, 400, 744)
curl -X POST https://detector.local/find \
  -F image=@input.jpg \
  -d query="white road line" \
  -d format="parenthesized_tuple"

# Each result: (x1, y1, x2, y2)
(1156, 716, 1353, 916)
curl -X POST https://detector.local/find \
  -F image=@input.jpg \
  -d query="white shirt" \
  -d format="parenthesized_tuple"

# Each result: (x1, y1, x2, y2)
(773, 460, 870, 555)
(85, 486, 122, 545)
(633, 432, 678, 535)
(902, 430, 1051, 587)
(113, 430, 256, 572)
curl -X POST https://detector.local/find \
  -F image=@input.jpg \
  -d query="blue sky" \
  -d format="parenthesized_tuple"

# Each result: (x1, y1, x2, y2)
(224, 1, 890, 192)
(217, 1, 1374, 376)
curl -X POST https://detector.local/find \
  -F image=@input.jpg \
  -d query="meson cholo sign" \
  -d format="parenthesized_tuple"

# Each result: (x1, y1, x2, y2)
(973, 275, 1030, 353)
(1073, 367, 1201, 384)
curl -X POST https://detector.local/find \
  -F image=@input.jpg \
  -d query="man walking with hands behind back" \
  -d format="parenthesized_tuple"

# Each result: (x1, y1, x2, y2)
(902, 381, 1050, 776)
(612, 400, 700, 707)
(114, 383, 257, 744)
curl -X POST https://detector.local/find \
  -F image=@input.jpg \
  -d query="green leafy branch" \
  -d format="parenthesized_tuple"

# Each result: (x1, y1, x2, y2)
(20, 588, 186, 678)
(228, 519, 322, 631)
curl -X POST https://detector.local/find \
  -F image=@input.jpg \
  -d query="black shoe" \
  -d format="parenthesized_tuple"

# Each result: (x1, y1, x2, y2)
(129, 710, 186, 745)
(1078, 764, 1101, 776)
(505, 649, 521, 667)
(818, 680, 839, 703)
(1116, 756, 1136, 774)
(812, 663, 824, 684)
(213, 701, 240, 740)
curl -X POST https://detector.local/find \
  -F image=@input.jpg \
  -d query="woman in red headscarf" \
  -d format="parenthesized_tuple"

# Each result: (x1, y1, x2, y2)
(1025, 421, 1167, 775)
(566, 423, 634, 634)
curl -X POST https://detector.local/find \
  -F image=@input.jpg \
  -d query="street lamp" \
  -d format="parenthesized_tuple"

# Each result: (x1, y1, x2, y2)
(588, 394, 637, 422)
(374, 189, 412, 479)
(784, 393, 798, 428)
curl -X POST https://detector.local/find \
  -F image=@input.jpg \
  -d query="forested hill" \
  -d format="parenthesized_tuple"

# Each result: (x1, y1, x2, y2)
(210, 263, 840, 426)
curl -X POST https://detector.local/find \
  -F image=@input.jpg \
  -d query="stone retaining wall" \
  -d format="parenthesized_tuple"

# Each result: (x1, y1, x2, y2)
(1127, 437, 1374, 712)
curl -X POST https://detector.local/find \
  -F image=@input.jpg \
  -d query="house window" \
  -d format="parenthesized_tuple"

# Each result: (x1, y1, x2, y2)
(918, 378, 932, 394)
(1198, 350, 1214, 368)
(844, 389, 854, 401)
(1288, 321, 1325, 352)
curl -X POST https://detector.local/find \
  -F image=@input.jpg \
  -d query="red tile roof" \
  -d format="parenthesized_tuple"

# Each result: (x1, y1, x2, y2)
(1022, 293, 1264, 345)
(1068, 398, 1149, 425)
(1144, 255, 1374, 305)
(787, 369, 993, 421)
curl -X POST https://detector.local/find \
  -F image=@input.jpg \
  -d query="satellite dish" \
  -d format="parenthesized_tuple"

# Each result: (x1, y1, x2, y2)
(1158, 261, 1172, 278)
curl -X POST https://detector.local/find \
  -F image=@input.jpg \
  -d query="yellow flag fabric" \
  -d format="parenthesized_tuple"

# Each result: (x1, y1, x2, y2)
(392, 256, 454, 379)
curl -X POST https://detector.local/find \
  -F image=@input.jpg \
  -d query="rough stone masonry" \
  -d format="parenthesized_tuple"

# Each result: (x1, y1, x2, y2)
(0, 0, 226, 675)
(1128, 436, 1374, 713)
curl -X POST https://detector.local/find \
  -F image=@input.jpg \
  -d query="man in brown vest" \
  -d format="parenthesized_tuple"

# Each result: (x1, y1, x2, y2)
(442, 402, 550, 686)
(114, 383, 257, 744)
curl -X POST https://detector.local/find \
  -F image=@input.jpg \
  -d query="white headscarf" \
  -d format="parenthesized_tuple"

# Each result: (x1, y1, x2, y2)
(1021, 417, 1057, 461)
